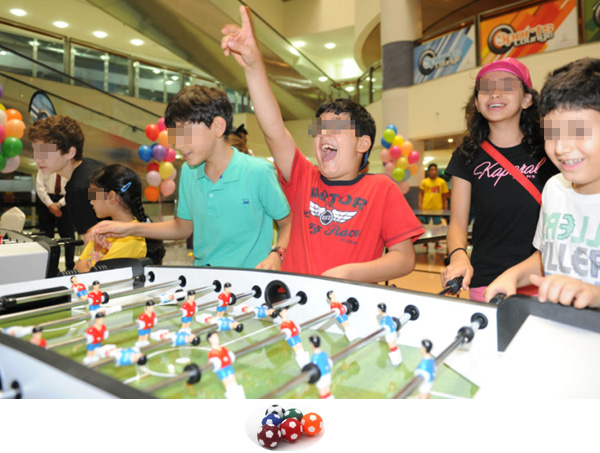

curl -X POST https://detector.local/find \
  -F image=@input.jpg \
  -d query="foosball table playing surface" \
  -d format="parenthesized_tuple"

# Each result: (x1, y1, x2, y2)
(1, 263, 599, 399)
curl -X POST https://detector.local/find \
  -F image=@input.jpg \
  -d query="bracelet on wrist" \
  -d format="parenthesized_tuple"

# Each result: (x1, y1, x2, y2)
(448, 247, 468, 261)
(270, 246, 286, 261)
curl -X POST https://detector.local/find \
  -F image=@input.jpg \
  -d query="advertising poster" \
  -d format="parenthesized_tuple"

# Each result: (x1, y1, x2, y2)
(479, 0, 578, 64)
(582, 0, 600, 42)
(413, 25, 476, 84)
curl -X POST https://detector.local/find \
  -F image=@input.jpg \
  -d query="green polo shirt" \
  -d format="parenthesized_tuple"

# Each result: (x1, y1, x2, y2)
(177, 148, 290, 268)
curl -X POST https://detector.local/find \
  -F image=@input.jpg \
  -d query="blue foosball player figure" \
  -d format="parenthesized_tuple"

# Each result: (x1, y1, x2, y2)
(308, 334, 334, 399)
(415, 339, 435, 399)
(377, 303, 402, 366)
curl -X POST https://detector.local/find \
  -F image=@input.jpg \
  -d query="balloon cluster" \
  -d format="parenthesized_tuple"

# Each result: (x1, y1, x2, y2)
(0, 83, 25, 174)
(138, 117, 176, 202)
(380, 124, 420, 194)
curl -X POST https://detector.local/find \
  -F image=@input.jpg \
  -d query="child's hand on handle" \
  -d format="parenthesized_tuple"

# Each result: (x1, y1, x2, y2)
(484, 275, 517, 303)
(221, 6, 260, 68)
(530, 274, 600, 309)
(441, 252, 473, 292)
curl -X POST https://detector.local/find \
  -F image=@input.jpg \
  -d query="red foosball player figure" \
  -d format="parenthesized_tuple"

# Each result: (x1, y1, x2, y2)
(180, 295, 197, 332)
(207, 331, 245, 399)
(216, 282, 233, 317)
(308, 334, 334, 399)
(377, 303, 402, 366)
(136, 301, 156, 347)
(29, 326, 47, 349)
(87, 281, 105, 314)
(70, 276, 88, 301)
(84, 312, 109, 365)
(326, 291, 358, 341)
(415, 339, 435, 399)
(279, 308, 310, 368)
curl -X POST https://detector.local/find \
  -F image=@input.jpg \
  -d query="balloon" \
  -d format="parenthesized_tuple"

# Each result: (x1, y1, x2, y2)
(0, 103, 5, 110)
(383, 128, 396, 143)
(147, 162, 159, 173)
(400, 141, 413, 156)
(389, 145, 402, 160)
(1, 155, 20, 174)
(159, 161, 174, 179)
(164, 147, 177, 163)
(392, 135, 404, 148)
(403, 168, 413, 181)
(0, 153, 5, 172)
(146, 170, 161, 187)
(5, 119, 25, 139)
(0, 109, 6, 127)
(138, 145, 152, 162)
(398, 181, 410, 194)
(157, 130, 169, 148)
(5, 109, 22, 122)
(380, 148, 391, 163)
(144, 186, 160, 202)
(408, 150, 420, 165)
(386, 124, 398, 134)
(0, 82, 3, 99)
(384, 161, 395, 176)
(408, 164, 418, 176)
(2, 137, 23, 157)
(392, 167, 405, 182)
(145, 123, 159, 141)
(159, 179, 176, 197)
(380, 137, 391, 149)
(0, 124, 4, 143)
(396, 156, 409, 170)
(152, 144, 166, 162)
(157, 117, 167, 132)
(167, 167, 178, 181)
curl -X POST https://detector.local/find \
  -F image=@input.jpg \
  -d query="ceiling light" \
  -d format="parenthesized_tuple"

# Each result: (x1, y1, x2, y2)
(152, 69, 162, 74)
(171, 75, 179, 81)
(10, 9, 26, 17)
(290, 47, 299, 56)
(130, 39, 144, 46)
(53, 21, 69, 29)
(165, 80, 173, 85)
(448, 138, 454, 143)
(324, 42, 336, 49)
(345, 86, 354, 92)
(93, 31, 108, 38)
(318, 76, 328, 82)
(293, 41, 305, 48)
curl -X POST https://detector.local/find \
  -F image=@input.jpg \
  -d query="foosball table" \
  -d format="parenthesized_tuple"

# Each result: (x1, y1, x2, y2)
(1, 262, 599, 399)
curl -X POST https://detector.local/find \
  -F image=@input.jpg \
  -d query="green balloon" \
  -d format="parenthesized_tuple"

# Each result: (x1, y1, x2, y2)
(2, 136, 23, 158)
(0, 152, 6, 172)
(392, 167, 405, 182)
(383, 128, 396, 143)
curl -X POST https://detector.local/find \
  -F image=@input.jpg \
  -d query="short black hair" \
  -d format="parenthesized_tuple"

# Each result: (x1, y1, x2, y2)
(427, 163, 438, 171)
(316, 98, 376, 170)
(377, 303, 387, 313)
(540, 58, 600, 117)
(309, 335, 321, 348)
(164, 85, 233, 136)
(421, 339, 433, 353)
(326, 290, 334, 300)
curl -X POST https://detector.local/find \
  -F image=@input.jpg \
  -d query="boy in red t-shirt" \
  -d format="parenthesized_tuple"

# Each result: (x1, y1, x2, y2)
(221, 7, 423, 282)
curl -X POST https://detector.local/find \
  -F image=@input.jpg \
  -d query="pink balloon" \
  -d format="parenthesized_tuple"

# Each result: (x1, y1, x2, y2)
(398, 181, 410, 194)
(389, 145, 402, 160)
(157, 117, 167, 132)
(164, 147, 177, 163)
(0, 124, 4, 142)
(384, 161, 395, 176)
(146, 170, 162, 187)
(167, 167, 178, 181)
(380, 148, 391, 163)
(408, 150, 420, 165)
(160, 179, 176, 197)
(1, 155, 20, 174)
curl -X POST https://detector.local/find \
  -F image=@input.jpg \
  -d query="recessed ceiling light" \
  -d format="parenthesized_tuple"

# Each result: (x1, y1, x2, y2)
(53, 21, 69, 29)
(448, 138, 454, 143)
(152, 69, 162, 74)
(318, 76, 328, 82)
(10, 9, 27, 17)
(345, 86, 354, 92)
(171, 75, 179, 81)
(293, 41, 305, 48)
(290, 47, 299, 56)
(324, 42, 336, 49)
(93, 31, 108, 38)
(130, 39, 144, 46)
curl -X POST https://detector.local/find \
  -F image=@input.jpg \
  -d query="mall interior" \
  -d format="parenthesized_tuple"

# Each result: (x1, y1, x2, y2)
(0, 0, 599, 292)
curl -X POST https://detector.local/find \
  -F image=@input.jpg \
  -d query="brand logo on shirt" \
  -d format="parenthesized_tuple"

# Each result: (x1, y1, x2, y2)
(242, 199, 249, 205)
(473, 157, 546, 186)
(309, 201, 357, 226)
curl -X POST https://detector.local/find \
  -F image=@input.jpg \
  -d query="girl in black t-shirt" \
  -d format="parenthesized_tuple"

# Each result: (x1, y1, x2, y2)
(442, 58, 557, 302)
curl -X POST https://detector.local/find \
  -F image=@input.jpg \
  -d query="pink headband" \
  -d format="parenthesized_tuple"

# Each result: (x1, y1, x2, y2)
(476, 58, 532, 88)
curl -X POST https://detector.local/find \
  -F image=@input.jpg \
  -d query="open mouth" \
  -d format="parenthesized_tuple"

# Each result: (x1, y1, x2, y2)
(321, 143, 338, 162)
(488, 103, 506, 110)
(559, 158, 583, 168)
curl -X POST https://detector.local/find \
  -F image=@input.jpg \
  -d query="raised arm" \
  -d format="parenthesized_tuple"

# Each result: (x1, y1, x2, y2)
(221, 6, 296, 180)
(90, 217, 193, 247)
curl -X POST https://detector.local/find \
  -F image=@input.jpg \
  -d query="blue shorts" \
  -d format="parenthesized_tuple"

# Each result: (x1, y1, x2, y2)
(420, 216, 442, 225)
(336, 314, 348, 323)
(287, 335, 301, 347)
(138, 328, 151, 336)
(217, 365, 235, 380)
(217, 306, 227, 313)
(89, 304, 100, 311)
(77, 290, 88, 298)
(182, 316, 192, 323)
(87, 343, 101, 352)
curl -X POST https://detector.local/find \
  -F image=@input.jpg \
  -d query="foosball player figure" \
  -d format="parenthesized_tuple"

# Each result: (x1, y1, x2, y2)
(136, 301, 157, 347)
(377, 303, 402, 366)
(207, 331, 245, 399)
(151, 329, 200, 347)
(84, 312, 109, 365)
(70, 276, 88, 301)
(279, 308, 310, 368)
(29, 326, 47, 349)
(238, 303, 275, 319)
(307, 334, 333, 399)
(415, 339, 435, 399)
(217, 282, 233, 317)
(87, 281, 105, 314)
(326, 290, 358, 341)
(180, 295, 197, 332)
(94, 344, 147, 367)
(197, 313, 244, 333)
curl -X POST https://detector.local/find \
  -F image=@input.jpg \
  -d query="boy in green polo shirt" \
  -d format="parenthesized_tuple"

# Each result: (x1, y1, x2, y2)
(91, 85, 291, 269)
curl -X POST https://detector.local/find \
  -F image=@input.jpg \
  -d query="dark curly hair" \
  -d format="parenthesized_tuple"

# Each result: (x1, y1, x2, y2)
(455, 82, 544, 165)
(89, 164, 165, 265)
(26, 115, 85, 160)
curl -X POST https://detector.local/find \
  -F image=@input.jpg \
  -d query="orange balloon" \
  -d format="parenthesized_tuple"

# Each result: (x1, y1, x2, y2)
(400, 141, 413, 156)
(408, 164, 418, 175)
(144, 185, 160, 202)
(5, 119, 25, 139)
(157, 130, 169, 148)
(5, 109, 23, 122)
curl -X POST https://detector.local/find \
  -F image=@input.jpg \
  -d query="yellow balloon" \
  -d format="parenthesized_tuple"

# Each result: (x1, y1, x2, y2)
(159, 161, 174, 179)
(0, 103, 5, 111)
(392, 135, 404, 148)
(396, 156, 409, 170)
